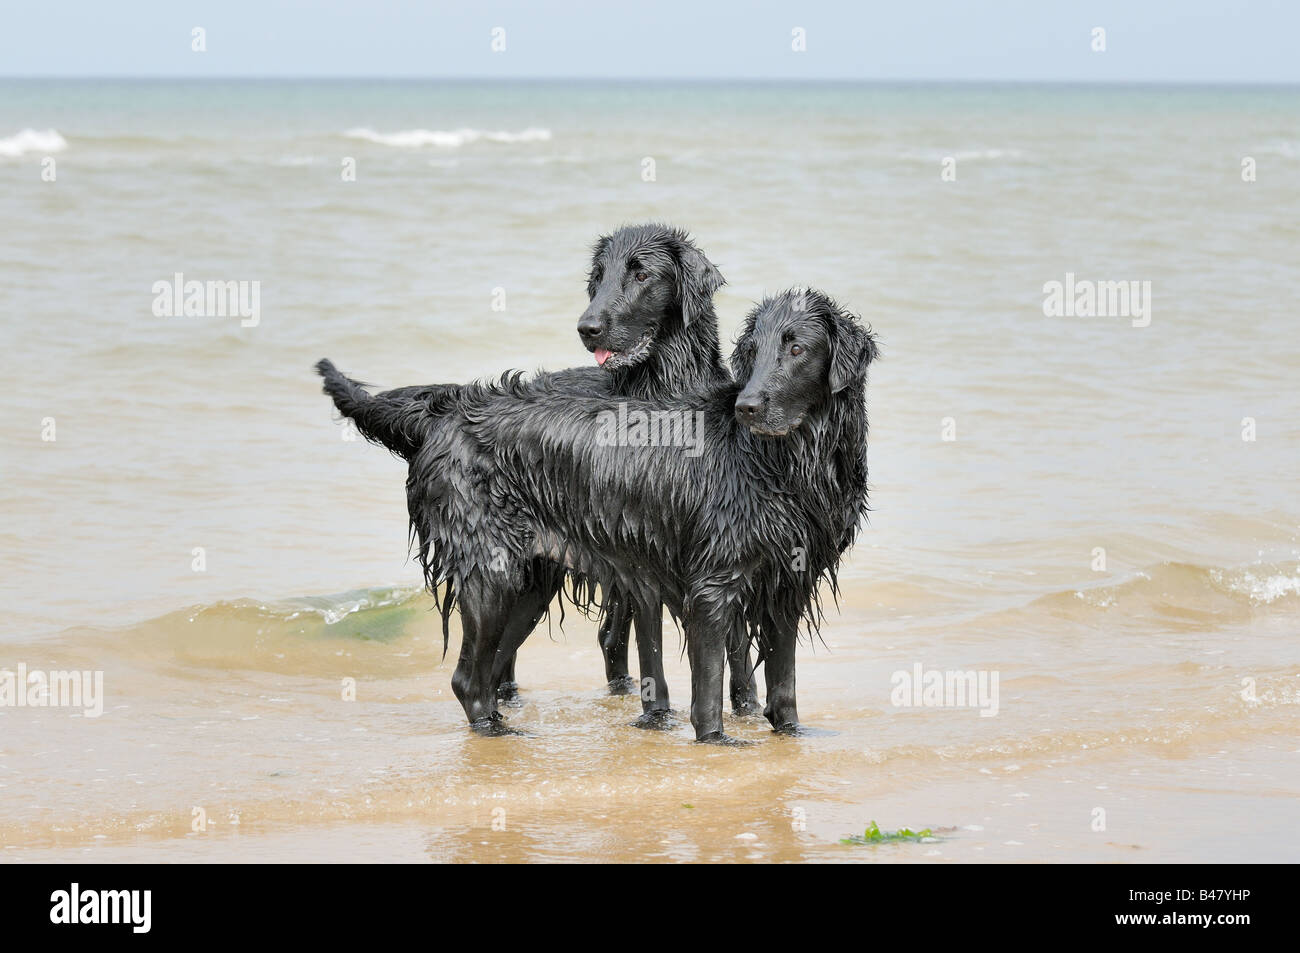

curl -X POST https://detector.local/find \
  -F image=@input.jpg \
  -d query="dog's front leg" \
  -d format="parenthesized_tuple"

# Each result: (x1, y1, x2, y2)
(684, 599, 729, 742)
(762, 619, 800, 734)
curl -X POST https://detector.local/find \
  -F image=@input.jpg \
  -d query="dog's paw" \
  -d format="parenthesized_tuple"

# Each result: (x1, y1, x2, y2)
(607, 674, 638, 696)
(695, 731, 755, 747)
(631, 709, 677, 730)
(770, 722, 836, 738)
(469, 713, 522, 737)
(495, 682, 523, 708)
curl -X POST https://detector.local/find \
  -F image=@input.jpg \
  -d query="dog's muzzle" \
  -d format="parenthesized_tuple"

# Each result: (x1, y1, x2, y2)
(735, 393, 799, 435)
(593, 332, 653, 370)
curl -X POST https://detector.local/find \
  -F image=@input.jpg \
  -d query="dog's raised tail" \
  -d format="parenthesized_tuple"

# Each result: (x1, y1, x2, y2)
(315, 359, 428, 460)
(315, 358, 369, 416)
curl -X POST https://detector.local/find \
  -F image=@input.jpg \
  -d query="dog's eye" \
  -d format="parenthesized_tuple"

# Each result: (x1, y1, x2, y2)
(634, 272, 648, 282)
(790, 344, 803, 356)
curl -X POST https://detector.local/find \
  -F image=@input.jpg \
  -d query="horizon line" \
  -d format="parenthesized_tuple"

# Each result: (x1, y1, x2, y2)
(2, 75, 1299, 87)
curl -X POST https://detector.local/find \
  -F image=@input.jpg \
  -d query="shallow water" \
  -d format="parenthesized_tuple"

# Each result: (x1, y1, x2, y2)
(1, 80, 1298, 862)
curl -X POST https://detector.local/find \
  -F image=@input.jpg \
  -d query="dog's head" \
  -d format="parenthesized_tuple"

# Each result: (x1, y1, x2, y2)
(578, 224, 724, 371)
(731, 289, 878, 436)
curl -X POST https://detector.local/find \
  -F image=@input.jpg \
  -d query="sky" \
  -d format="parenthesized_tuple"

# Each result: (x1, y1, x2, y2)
(2, 0, 1298, 83)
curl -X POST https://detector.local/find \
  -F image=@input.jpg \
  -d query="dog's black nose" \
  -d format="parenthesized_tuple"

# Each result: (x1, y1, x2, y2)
(735, 394, 762, 422)
(577, 317, 604, 342)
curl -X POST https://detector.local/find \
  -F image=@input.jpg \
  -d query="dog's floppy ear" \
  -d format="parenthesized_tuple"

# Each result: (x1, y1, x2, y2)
(827, 304, 879, 394)
(586, 234, 612, 298)
(729, 306, 761, 382)
(670, 232, 724, 326)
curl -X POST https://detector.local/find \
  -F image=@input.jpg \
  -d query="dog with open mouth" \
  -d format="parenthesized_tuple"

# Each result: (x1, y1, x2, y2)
(316, 288, 878, 741)
(578, 225, 716, 374)
(325, 223, 764, 720)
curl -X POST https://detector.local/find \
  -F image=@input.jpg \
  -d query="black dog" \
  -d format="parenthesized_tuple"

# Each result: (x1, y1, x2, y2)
(331, 223, 761, 719)
(317, 289, 877, 741)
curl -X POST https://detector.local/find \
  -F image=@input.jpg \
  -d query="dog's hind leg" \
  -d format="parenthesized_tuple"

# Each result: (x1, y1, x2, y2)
(450, 577, 516, 735)
(491, 567, 563, 707)
(728, 631, 762, 716)
(495, 654, 519, 705)
(450, 619, 477, 719)
(597, 592, 635, 694)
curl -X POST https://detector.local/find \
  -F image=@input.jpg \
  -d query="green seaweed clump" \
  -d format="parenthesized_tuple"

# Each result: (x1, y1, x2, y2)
(840, 820, 934, 845)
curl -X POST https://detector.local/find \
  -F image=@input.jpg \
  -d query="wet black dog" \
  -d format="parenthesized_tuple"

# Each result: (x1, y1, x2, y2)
(317, 289, 877, 741)
(332, 223, 761, 718)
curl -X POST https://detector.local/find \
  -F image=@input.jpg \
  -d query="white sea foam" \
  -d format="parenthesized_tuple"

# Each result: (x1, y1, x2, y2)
(1259, 141, 1300, 159)
(1212, 567, 1300, 604)
(301, 587, 421, 624)
(344, 127, 552, 148)
(0, 128, 67, 158)
(899, 147, 1028, 163)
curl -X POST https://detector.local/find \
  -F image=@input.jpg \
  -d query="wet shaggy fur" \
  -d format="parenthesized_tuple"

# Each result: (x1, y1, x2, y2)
(326, 223, 761, 717)
(316, 289, 877, 742)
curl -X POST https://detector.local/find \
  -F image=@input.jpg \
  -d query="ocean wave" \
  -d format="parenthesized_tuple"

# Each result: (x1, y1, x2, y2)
(169, 584, 429, 635)
(47, 586, 440, 676)
(344, 127, 552, 148)
(1041, 559, 1300, 623)
(289, 586, 424, 624)
(898, 147, 1028, 163)
(41, 556, 1298, 673)
(1259, 141, 1300, 160)
(0, 128, 67, 158)
(1209, 566, 1300, 604)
